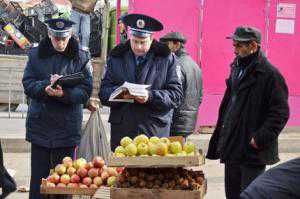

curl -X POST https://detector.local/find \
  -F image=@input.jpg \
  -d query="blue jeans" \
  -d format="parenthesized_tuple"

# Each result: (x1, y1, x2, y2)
(70, 9, 91, 50)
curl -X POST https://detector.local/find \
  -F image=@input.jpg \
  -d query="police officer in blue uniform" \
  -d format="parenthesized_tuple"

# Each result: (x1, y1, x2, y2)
(22, 18, 93, 199)
(99, 13, 183, 150)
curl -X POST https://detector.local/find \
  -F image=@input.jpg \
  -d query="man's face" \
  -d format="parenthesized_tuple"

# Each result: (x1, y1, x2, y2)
(164, 41, 180, 53)
(233, 40, 254, 58)
(49, 31, 71, 52)
(130, 35, 153, 56)
(118, 21, 126, 32)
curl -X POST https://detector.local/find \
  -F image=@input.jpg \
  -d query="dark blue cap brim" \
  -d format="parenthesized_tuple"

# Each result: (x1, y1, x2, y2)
(49, 28, 72, 38)
(130, 28, 153, 38)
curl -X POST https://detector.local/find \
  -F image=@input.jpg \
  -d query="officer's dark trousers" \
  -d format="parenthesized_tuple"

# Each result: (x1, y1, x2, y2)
(224, 162, 266, 199)
(0, 140, 16, 197)
(30, 144, 75, 199)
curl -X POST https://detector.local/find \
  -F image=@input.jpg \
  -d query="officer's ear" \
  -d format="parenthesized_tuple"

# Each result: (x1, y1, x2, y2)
(150, 35, 154, 42)
(48, 30, 52, 38)
(249, 41, 258, 52)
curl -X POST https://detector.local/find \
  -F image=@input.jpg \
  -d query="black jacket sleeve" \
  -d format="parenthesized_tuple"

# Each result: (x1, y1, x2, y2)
(147, 54, 183, 111)
(253, 71, 289, 148)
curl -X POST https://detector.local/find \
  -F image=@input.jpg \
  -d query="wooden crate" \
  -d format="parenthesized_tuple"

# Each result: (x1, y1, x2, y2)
(94, 184, 206, 199)
(108, 153, 205, 168)
(40, 185, 97, 196)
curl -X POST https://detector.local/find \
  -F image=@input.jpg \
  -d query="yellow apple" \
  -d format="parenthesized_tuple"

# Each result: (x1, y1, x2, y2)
(183, 142, 196, 153)
(120, 137, 133, 148)
(170, 141, 182, 154)
(125, 143, 137, 156)
(149, 136, 161, 144)
(137, 143, 149, 155)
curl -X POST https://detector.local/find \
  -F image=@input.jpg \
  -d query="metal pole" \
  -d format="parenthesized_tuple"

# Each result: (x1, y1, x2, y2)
(116, 0, 121, 44)
(21, 82, 25, 118)
(100, 1, 110, 60)
(265, 0, 271, 57)
(8, 68, 12, 118)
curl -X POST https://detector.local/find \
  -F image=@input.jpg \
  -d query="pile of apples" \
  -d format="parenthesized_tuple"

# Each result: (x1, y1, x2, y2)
(116, 167, 205, 190)
(114, 134, 197, 157)
(43, 156, 120, 189)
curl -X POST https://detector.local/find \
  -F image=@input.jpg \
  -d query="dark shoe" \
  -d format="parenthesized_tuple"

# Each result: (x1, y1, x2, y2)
(0, 182, 16, 199)
(0, 171, 17, 199)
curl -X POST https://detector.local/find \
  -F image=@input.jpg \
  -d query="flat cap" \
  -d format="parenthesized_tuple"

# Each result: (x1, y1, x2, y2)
(160, 31, 186, 44)
(226, 26, 261, 43)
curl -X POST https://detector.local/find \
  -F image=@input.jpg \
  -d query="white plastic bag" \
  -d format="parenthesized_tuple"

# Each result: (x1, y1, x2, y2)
(78, 109, 110, 162)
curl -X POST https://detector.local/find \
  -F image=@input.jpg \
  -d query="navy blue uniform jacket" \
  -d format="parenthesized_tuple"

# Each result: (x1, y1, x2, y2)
(99, 40, 183, 149)
(22, 37, 93, 148)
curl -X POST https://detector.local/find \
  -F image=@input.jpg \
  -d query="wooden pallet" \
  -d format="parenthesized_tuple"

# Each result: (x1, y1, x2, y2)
(108, 153, 205, 168)
(40, 186, 97, 196)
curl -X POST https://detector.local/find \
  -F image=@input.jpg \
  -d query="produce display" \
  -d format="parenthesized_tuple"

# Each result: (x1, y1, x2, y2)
(42, 156, 120, 189)
(115, 167, 205, 190)
(114, 134, 197, 157)
(41, 135, 207, 199)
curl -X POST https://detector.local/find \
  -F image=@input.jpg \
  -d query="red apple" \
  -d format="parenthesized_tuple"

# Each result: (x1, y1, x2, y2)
(77, 167, 88, 178)
(82, 177, 92, 186)
(116, 167, 124, 174)
(88, 168, 99, 178)
(67, 167, 76, 176)
(107, 168, 118, 177)
(60, 174, 71, 185)
(85, 162, 94, 170)
(93, 176, 103, 187)
(90, 184, 98, 189)
(62, 156, 73, 168)
(70, 174, 80, 183)
(48, 173, 60, 184)
(46, 182, 56, 187)
(101, 171, 109, 181)
(67, 183, 79, 188)
(57, 183, 66, 188)
(55, 164, 66, 175)
(79, 184, 88, 188)
(92, 156, 105, 168)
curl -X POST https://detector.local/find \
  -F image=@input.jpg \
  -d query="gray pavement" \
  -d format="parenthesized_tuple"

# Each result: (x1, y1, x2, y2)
(1, 110, 300, 153)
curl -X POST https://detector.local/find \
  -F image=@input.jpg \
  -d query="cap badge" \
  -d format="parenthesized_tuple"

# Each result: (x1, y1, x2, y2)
(56, 21, 65, 29)
(136, 19, 145, 29)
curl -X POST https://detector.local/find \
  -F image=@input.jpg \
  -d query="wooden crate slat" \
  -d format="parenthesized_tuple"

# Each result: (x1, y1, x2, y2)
(108, 187, 205, 199)
(93, 187, 111, 199)
(40, 186, 97, 196)
(108, 154, 205, 168)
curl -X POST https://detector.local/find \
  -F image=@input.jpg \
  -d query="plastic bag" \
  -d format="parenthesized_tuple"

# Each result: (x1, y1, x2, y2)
(78, 109, 111, 162)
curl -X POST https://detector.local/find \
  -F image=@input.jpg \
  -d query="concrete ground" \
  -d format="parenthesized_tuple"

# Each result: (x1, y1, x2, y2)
(0, 108, 300, 198)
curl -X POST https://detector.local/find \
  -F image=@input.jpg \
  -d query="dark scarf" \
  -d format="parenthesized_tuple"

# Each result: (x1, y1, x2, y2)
(236, 48, 260, 68)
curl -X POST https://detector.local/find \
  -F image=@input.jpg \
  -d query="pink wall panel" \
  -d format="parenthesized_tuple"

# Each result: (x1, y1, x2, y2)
(128, 0, 202, 63)
(266, 0, 300, 125)
(197, 0, 268, 126)
(201, 0, 267, 94)
(267, 0, 300, 95)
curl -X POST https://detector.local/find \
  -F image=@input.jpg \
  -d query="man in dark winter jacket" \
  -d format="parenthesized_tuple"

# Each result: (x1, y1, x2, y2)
(99, 14, 183, 150)
(206, 26, 289, 199)
(160, 32, 202, 138)
(22, 18, 93, 199)
(241, 157, 300, 199)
